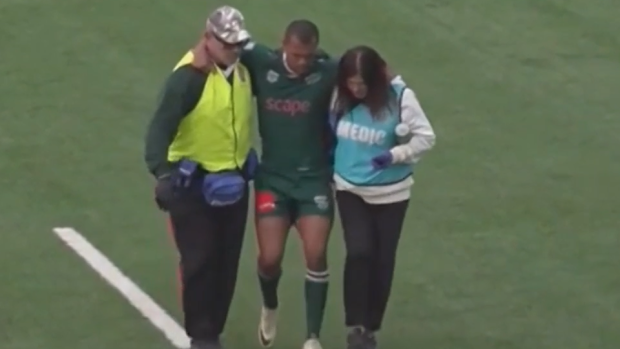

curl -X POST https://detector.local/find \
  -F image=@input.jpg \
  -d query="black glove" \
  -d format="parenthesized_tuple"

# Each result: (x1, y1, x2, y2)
(154, 174, 176, 211)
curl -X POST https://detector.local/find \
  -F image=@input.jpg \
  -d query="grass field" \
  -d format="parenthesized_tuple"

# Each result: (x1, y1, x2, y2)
(2, 0, 620, 348)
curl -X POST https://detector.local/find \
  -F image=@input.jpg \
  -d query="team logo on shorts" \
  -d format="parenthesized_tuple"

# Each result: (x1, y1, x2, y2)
(256, 191, 277, 213)
(313, 195, 329, 210)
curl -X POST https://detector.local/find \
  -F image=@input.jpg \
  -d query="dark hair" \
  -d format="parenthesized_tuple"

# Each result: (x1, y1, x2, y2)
(334, 45, 393, 119)
(284, 19, 320, 44)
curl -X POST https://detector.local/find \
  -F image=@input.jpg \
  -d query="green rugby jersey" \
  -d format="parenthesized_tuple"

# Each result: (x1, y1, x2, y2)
(241, 42, 337, 178)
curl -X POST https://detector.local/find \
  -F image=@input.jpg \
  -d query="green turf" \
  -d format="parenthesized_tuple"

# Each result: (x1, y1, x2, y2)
(2, 0, 620, 348)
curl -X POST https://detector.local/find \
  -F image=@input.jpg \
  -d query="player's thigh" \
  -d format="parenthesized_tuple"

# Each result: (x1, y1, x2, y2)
(254, 180, 292, 265)
(335, 190, 375, 258)
(295, 183, 334, 259)
(254, 174, 293, 221)
(295, 179, 334, 223)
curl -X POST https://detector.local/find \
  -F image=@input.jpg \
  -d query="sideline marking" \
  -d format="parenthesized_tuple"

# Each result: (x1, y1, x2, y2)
(52, 227, 189, 348)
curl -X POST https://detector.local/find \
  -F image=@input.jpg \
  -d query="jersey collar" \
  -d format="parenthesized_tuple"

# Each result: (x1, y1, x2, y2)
(280, 52, 317, 79)
(281, 53, 297, 77)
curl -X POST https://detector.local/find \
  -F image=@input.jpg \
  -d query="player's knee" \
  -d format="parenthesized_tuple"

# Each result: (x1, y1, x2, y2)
(305, 254, 329, 284)
(300, 235, 329, 271)
(304, 251, 327, 272)
(257, 252, 282, 276)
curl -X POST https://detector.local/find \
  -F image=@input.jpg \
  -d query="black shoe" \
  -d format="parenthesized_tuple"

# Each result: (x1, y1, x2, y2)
(347, 327, 365, 349)
(190, 339, 222, 349)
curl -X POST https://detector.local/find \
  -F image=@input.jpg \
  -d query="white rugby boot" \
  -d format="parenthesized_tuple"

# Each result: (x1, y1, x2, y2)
(258, 306, 278, 347)
(302, 337, 323, 349)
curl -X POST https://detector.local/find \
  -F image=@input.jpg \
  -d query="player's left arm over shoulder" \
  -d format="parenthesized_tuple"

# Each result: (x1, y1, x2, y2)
(389, 82, 436, 164)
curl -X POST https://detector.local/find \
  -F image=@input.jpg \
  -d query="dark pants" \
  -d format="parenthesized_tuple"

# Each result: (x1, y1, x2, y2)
(335, 190, 409, 332)
(168, 185, 249, 342)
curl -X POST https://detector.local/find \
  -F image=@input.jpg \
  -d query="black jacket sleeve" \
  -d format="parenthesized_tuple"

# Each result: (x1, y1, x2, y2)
(144, 65, 206, 178)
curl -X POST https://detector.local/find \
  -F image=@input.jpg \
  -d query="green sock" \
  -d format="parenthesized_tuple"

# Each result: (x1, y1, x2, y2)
(258, 270, 281, 309)
(305, 269, 329, 338)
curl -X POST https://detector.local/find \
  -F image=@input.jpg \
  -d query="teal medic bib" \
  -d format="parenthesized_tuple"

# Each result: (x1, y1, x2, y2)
(333, 83, 413, 186)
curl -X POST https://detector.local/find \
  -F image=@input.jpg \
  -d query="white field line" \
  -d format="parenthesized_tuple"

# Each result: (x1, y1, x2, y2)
(52, 227, 189, 348)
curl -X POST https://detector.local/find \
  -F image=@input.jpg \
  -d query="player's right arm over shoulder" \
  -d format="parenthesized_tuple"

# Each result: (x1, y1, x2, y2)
(240, 41, 276, 69)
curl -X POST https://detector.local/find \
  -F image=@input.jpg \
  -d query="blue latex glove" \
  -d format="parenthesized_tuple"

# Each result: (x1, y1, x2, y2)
(244, 148, 259, 180)
(371, 151, 393, 170)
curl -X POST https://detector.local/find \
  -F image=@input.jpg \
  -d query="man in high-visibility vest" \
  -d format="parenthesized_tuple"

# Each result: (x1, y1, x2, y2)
(143, 6, 256, 349)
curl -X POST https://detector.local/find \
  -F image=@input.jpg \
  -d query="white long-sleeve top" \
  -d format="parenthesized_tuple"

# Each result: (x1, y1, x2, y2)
(333, 76, 436, 204)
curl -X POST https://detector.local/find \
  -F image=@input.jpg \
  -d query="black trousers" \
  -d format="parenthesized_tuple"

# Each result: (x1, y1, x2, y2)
(168, 185, 249, 342)
(336, 190, 409, 332)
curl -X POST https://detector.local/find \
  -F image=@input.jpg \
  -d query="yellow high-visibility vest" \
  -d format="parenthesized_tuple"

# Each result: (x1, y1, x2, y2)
(167, 51, 253, 172)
